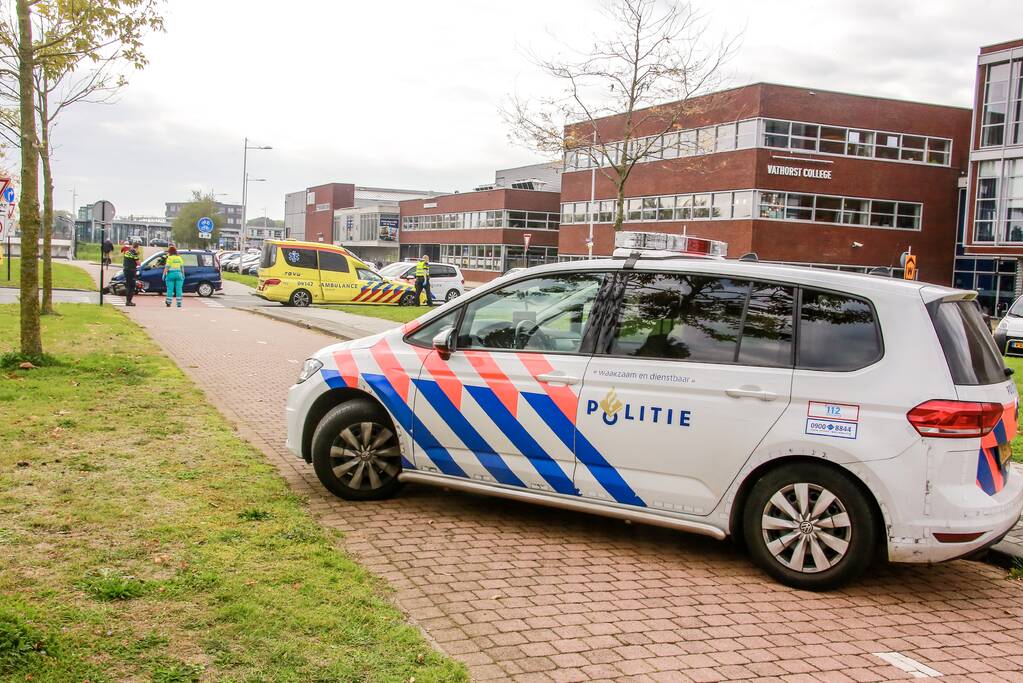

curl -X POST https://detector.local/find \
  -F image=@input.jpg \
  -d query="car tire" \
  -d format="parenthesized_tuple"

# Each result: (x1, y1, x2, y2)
(289, 289, 312, 307)
(445, 289, 460, 302)
(743, 462, 875, 591)
(399, 291, 417, 306)
(311, 400, 404, 501)
(196, 281, 214, 297)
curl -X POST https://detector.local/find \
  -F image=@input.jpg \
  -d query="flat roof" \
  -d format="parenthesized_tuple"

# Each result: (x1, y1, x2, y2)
(569, 81, 971, 129)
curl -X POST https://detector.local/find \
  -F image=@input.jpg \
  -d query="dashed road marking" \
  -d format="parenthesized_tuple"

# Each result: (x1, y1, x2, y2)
(872, 652, 942, 678)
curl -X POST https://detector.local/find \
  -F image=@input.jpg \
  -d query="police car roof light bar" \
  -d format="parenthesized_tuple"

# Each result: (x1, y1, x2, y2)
(611, 230, 728, 261)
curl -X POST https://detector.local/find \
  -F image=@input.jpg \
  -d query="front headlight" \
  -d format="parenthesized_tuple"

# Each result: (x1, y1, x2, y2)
(297, 358, 323, 384)
(996, 318, 1008, 332)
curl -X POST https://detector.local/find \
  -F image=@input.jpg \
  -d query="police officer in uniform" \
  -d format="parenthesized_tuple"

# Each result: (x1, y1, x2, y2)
(122, 240, 142, 306)
(414, 254, 434, 306)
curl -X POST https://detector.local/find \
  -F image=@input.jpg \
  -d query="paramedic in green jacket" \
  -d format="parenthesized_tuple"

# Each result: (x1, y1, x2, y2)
(163, 246, 185, 308)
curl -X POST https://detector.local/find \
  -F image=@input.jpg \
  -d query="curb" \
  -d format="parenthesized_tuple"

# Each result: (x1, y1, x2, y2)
(242, 307, 363, 341)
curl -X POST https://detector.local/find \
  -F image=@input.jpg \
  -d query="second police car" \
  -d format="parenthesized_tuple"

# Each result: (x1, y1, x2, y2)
(285, 232, 1023, 590)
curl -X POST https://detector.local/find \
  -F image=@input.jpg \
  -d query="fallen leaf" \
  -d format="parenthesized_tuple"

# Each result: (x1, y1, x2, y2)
(416, 653, 425, 664)
(19, 361, 37, 370)
(16, 461, 30, 468)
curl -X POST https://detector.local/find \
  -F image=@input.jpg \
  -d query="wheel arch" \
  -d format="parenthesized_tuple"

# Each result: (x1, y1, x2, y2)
(301, 386, 396, 463)
(727, 455, 888, 553)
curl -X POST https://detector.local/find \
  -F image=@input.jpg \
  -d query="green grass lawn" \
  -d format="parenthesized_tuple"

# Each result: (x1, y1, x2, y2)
(0, 257, 96, 291)
(322, 304, 433, 323)
(0, 304, 466, 682)
(221, 271, 257, 288)
(75, 241, 103, 264)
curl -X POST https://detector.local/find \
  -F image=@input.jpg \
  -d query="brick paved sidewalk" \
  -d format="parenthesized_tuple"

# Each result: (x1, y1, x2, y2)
(68, 281, 1023, 681)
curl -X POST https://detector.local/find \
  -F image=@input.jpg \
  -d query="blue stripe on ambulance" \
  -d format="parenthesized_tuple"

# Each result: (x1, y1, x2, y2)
(521, 392, 646, 508)
(363, 373, 464, 477)
(414, 379, 526, 487)
(464, 384, 576, 495)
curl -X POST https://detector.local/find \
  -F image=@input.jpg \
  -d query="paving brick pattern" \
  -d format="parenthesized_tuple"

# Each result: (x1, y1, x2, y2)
(109, 291, 1023, 682)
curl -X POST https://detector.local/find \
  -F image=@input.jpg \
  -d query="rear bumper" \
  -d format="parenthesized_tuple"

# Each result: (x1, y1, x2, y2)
(886, 464, 1023, 563)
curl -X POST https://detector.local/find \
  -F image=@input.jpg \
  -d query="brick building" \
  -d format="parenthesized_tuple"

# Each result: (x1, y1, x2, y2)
(559, 83, 971, 285)
(399, 188, 561, 284)
(959, 38, 1023, 315)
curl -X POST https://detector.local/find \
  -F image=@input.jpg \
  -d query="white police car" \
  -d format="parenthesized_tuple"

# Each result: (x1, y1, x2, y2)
(286, 233, 1023, 589)
(994, 295, 1023, 356)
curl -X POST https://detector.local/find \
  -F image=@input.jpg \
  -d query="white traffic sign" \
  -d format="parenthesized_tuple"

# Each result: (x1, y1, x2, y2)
(92, 200, 116, 224)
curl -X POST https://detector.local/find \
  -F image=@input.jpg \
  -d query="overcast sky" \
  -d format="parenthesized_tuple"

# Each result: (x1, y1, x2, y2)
(41, 0, 1023, 219)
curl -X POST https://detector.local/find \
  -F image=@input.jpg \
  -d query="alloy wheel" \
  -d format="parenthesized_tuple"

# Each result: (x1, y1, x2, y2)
(328, 421, 402, 491)
(761, 482, 851, 573)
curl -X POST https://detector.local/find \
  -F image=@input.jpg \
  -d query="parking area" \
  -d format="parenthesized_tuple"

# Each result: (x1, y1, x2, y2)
(97, 289, 1023, 683)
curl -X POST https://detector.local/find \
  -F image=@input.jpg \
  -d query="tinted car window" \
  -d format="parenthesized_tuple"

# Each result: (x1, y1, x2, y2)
(797, 289, 881, 370)
(260, 243, 276, 269)
(458, 273, 602, 353)
(737, 283, 795, 367)
(930, 299, 1006, 385)
(609, 273, 746, 362)
(281, 247, 318, 269)
(319, 251, 350, 273)
(430, 265, 456, 278)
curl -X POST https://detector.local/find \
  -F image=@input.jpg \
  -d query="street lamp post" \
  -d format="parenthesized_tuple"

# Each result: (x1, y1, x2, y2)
(241, 137, 272, 252)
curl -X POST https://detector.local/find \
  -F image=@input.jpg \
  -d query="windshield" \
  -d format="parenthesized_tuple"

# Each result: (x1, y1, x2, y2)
(1008, 296, 1023, 317)
(378, 263, 410, 277)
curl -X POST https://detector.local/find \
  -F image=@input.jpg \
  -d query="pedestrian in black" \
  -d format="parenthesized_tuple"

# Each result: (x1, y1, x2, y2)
(101, 237, 114, 266)
(122, 240, 142, 306)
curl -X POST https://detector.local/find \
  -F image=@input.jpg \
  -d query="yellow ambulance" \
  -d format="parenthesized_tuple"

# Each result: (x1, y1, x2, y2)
(255, 240, 417, 307)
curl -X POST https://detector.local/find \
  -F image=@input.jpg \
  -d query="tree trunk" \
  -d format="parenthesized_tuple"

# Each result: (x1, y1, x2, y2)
(614, 181, 626, 232)
(16, 0, 42, 355)
(40, 83, 54, 315)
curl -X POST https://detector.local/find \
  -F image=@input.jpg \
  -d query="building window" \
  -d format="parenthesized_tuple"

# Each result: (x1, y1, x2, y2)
(982, 62, 1011, 147)
(974, 160, 1000, 243)
(1004, 159, 1023, 243)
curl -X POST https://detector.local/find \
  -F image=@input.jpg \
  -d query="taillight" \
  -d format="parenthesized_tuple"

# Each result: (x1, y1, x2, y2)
(263, 278, 281, 286)
(906, 400, 1003, 438)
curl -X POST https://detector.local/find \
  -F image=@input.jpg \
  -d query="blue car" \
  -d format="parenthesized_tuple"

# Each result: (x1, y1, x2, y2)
(106, 249, 222, 298)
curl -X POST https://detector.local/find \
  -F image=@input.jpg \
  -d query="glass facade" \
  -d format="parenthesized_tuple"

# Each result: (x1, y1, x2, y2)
(955, 187, 1019, 316)
(564, 117, 953, 171)
(402, 210, 560, 231)
(562, 190, 922, 231)
(972, 159, 1023, 244)
(399, 243, 559, 272)
(333, 211, 400, 242)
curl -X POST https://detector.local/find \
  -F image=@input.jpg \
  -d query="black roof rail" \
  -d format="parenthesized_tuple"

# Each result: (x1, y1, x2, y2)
(738, 252, 759, 262)
(867, 266, 892, 277)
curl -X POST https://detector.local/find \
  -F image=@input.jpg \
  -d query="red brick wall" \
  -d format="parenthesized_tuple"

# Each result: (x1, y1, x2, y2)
(304, 183, 355, 243)
(560, 84, 970, 284)
(399, 189, 561, 248)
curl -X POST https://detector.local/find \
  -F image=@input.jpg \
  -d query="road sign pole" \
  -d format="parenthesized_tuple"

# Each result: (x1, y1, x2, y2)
(99, 225, 105, 306)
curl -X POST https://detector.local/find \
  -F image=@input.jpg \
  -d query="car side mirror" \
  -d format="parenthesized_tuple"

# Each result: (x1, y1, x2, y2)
(432, 328, 455, 361)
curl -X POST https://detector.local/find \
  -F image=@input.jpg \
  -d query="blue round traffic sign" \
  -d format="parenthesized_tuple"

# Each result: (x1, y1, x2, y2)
(197, 216, 214, 233)
(2, 187, 14, 203)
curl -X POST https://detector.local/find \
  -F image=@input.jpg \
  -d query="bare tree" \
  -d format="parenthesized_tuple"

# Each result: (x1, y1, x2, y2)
(505, 0, 738, 233)
(0, 0, 163, 346)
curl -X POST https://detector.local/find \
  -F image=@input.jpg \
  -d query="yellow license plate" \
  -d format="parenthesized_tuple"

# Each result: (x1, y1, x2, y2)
(1010, 341, 1023, 350)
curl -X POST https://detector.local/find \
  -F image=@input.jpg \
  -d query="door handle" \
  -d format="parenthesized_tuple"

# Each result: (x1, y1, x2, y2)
(726, 386, 778, 401)
(537, 372, 580, 386)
